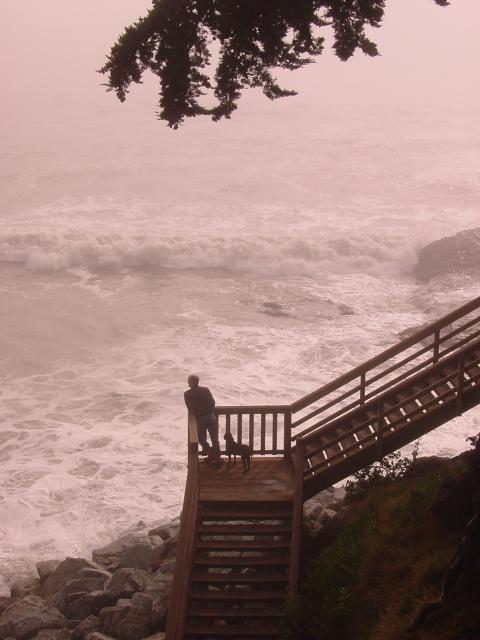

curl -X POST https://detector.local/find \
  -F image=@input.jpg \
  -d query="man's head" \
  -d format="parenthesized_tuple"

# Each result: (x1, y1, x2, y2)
(188, 374, 199, 388)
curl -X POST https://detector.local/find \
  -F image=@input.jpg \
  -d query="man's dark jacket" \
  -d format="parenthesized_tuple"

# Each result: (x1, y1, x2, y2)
(184, 386, 215, 417)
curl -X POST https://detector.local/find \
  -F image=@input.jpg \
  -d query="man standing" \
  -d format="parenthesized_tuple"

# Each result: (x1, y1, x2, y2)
(184, 375, 221, 461)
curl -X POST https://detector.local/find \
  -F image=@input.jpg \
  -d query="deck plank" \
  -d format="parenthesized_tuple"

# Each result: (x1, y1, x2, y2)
(199, 457, 294, 503)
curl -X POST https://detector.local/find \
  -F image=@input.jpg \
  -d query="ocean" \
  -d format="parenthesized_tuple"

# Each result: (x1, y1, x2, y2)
(1, 105, 479, 593)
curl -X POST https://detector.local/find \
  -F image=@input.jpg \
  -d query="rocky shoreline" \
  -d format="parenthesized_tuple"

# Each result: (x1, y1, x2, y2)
(0, 517, 181, 640)
(0, 484, 347, 640)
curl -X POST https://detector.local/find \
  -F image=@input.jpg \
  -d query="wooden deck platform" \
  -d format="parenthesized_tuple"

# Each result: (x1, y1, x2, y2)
(199, 457, 294, 503)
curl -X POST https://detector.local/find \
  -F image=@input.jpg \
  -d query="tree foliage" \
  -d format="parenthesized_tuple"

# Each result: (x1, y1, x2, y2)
(100, 0, 450, 128)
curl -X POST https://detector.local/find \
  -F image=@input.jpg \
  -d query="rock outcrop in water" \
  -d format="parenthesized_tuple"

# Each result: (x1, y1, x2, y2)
(0, 520, 179, 640)
(415, 228, 480, 281)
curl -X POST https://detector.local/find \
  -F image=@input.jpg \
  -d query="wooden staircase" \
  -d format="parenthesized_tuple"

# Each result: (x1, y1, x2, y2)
(166, 296, 480, 639)
(186, 503, 292, 639)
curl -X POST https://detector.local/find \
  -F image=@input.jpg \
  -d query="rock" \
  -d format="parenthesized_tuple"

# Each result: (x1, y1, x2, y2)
(66, 592, 117, 621)
(42, 559, 105, 600)
(143, 634, 165, 640)
(415, 228, 480, 281)
(0, 595, 66, 640)
(53, 576, 109, 615)
(147, 521, 179, 542)
(116, 542, 165, 572)
(85, 634, 117, 640)
(72, 615, 100, 640)
(0, 599, 14, 617)
(36, 562, 62, 584)
(143, 571, 172, 602)
(11, 577, 41, 599)
(92, 534, 146, 572)
(99, 596, 155, 640)
(31, 630, 73, 640)
(105, 569, 150, 600)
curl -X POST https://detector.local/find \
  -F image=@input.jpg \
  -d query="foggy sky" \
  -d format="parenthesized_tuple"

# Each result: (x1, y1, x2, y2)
(1, 0, 480, 148)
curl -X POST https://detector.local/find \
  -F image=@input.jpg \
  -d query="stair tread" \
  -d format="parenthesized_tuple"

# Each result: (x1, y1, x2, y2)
(199, 525, 291, 535)
(193, 573, 288, 584)
(200, 511, 292, 521)
(188, 607, 283, 618)
(190, 591, 287, 602)
(194, 557, 289, 567)
(186, 623, 278, 637)
(196, 540, 290, 550)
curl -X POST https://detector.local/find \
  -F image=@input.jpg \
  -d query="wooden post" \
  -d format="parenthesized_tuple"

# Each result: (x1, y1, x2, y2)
(376, 401, 384, 459)
(360, 370, 366, 405)
(284, 411, 292, 460)
(289, 439, 304, 598)
(433, 328, 440, 363)
(457, 356, 465, 416)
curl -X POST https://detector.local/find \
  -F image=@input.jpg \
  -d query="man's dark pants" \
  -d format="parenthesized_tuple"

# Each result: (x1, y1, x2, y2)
(196, 413, 220, 456)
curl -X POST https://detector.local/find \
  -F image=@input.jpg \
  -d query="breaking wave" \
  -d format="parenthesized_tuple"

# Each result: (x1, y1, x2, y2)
(0, 230, 420, 278)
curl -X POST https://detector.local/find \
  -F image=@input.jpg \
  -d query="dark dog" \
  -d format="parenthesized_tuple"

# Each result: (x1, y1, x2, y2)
(224, 432, 251, 471)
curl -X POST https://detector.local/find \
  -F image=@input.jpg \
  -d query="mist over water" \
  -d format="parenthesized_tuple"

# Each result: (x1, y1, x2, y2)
(1, 0, 480, 595)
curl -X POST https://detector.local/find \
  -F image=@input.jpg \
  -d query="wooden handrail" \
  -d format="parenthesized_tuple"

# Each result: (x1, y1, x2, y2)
(165, 413, 199, 640)
(290, 296, 480, 413)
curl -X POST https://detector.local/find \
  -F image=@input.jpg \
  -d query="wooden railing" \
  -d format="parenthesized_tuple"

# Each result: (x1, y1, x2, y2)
(214, 405, 291, 456)
(165, 413, 199, 640)
(211, 297, 480, 460)
(290, 295, 480, 441)
(289, 439, 304, 597)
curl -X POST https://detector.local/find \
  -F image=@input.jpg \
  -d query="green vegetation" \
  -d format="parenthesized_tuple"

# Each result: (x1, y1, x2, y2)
(101, 0, 450, 128)
(283, 455, 475, 640)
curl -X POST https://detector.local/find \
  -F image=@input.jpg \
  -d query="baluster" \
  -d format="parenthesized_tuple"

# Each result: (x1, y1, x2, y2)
(272, 413, 278, 453)
(237, 413, 243, 443)
(261, 413, 266, 453)
(225, 413, 231, 435)
(433, 328, 440, 362)
(283, 411, 292, 459)
(376, 401, 384, 459)
(360, 371, 366, 405)
(249, 413, 254, 451)
(457, 356, 465, 416)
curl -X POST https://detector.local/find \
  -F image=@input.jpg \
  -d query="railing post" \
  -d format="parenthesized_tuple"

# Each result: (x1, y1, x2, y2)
(360, 370, 366, 405)
(433, 328, 440, 363)
(289, 439, 304, 598)
(457, 356, 465, 416)
(284, 410, 292, 460)
(376, 401, 384, 459)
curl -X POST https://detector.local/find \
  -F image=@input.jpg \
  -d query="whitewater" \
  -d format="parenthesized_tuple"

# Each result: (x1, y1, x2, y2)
(1, 106, 479, 594)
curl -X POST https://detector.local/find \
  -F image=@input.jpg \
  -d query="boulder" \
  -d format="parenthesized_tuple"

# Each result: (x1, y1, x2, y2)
(105, 569, 150, 600)
(85, 634, 118, 640)
(72, 616, 100, 640)
(36, 562, 62, 584)
(99, 596, 155, 640)
(0, 599, 14, 617)
(42, 559, 105, 600)
(92, 534, 147, 572)
(31, 630, 73, 640)
(144, 571, 171, 602)
(0, 595, 66, 640)
(143, 634, 165, 640)
(11, 577, 41, 599)
(52, 577, 110, 615)
(415, 228, 480, 281)
(66, 592, 117, 621)
(116, 541, 165, 573)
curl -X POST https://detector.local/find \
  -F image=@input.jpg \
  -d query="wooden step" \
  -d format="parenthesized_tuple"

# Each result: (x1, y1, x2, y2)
(186, 623, 278, 637)
(199, 525, 291, 536)
(188, 607, 283, 619)
(189, 591, 287, 602)
(200, 509, 291, 521)
(196, 540, 290, 551)
(194, 557, 289, 568)
(192, 573, 288, 585)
